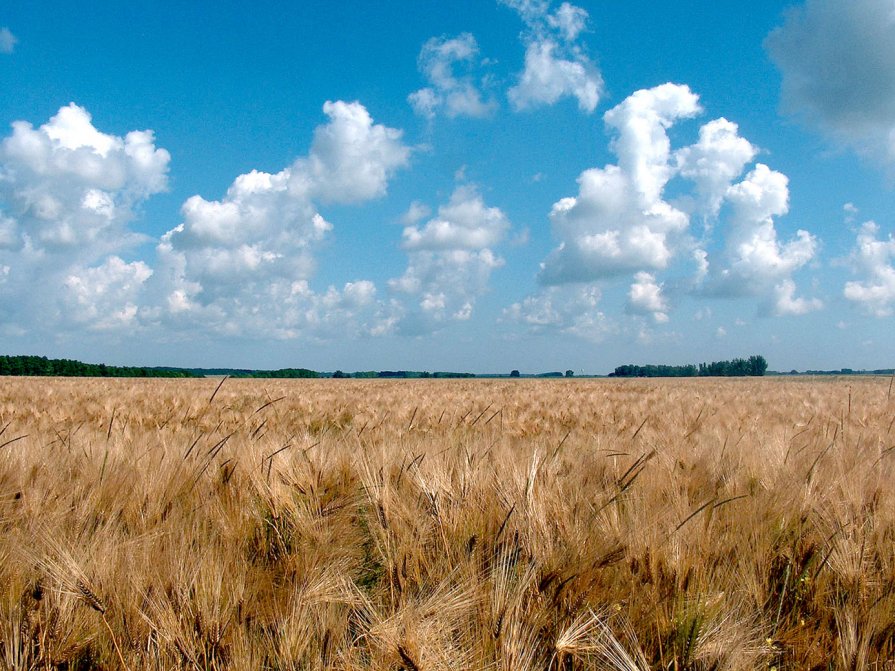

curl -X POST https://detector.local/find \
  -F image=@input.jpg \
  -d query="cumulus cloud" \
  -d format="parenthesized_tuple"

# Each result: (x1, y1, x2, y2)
(0, 27, 16, 54)
(408, 34, 497, 119)
(675, 118, 757, 219)
(0, 100, 416, 342)
(390, 185, 509, 330)
(772, 278, 823, 316)
(706, 164, 819, 303)
(401, 184, 509, 251)
(533, 82, 820, 321)
(539, 83, 701, 284)
(0, 103, 169, 254)
(401, 201, 431, 226)
(766, 0, 895, 164)
(154, 100, 409, 338)
(62, 257, 153, 331)
(300, 101, 411, 203)
(0, 103, 170, 332)
(503, 284, 615, 341)
(843, 221, 895, 316)
(509, 40, 601, 113)
(501, 0, 603, 112)
(627, 271, 669, 322)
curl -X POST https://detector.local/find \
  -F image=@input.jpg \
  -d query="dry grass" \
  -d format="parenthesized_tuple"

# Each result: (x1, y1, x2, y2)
(0, 375, 893, 670)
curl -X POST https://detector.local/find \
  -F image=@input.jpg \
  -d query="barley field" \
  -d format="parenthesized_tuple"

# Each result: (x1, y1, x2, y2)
(0, 376, 893, 670)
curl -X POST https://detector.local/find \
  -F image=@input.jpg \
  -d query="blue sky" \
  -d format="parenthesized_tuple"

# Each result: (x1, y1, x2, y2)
(1, 0, 893, 373)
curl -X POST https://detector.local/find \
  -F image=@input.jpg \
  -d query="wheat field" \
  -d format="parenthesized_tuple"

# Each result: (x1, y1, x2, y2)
(0, 376, 893, 670)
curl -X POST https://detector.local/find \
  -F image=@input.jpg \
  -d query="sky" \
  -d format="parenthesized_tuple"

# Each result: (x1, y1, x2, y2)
(1, 0, 894, 374)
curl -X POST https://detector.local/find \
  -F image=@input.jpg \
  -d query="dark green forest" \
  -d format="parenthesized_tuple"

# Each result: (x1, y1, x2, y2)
(609, 355, 768, 378)
(0, 355, 197, 378)
(0, 356, 324, 379)
(0, 356, 475, 379)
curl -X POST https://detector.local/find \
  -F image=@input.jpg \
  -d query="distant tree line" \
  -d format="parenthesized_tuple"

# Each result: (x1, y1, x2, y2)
(0, 357, 484, 379)
(180, 368, 319, 378)
(3, 354, 778, 380)
(610, 355, 768, 378)
(610, 363, 698, 378)
(0, 355, 198, 378)
(508, 370, 575, 378)
(783, 368, 895, 376)
(239, 368, 318, 379)
(340, 371, 476, 379)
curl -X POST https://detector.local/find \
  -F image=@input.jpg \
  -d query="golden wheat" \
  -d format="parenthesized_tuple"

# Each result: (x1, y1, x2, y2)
(0, 376, 892, 669)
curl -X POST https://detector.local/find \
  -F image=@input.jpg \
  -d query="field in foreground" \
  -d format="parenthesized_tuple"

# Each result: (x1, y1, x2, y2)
(0, 377, 893, 670)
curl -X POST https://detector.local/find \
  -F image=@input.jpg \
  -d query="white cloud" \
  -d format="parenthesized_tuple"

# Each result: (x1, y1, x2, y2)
(675, 118, 757, 218)
(627, 271, 669, 322)
(390, 248, 503, 322)
(509, 40, 601, 113)
(538, 83, 701, 284)
(0, 100, 417, 343)
(62, 257, 153, 331)
(153, 100, 409, 338)
(0, 27, 16, 54)
(843, 221, 895, 316)
(547, 3, 589, 41)
(401, 184, 509, 251)
(772, 278, 823, 316)
(401, 201, 431, 226)
(502, 0, 603, 113)
(0, 104, 170, 254)
(707, 164, 819, 300)
(0, 103, 169, 332)
(409, 34, 497, 119)
(0, 214, 18, 249)
(503, 284, 615, 341)
(500, 0, 551, 26)
(390, 185, 509, 330)
(766, 0, 895, 164)
(42, 105, 120, 157)
(533, 82, 820, 321)
(300, 101, 411, 204)
(408, 88, 439, 120)
(692, 249, 709, 283)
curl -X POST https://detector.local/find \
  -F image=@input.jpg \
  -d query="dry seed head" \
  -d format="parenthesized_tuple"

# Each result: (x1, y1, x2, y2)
(75, 579, 107, 614)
